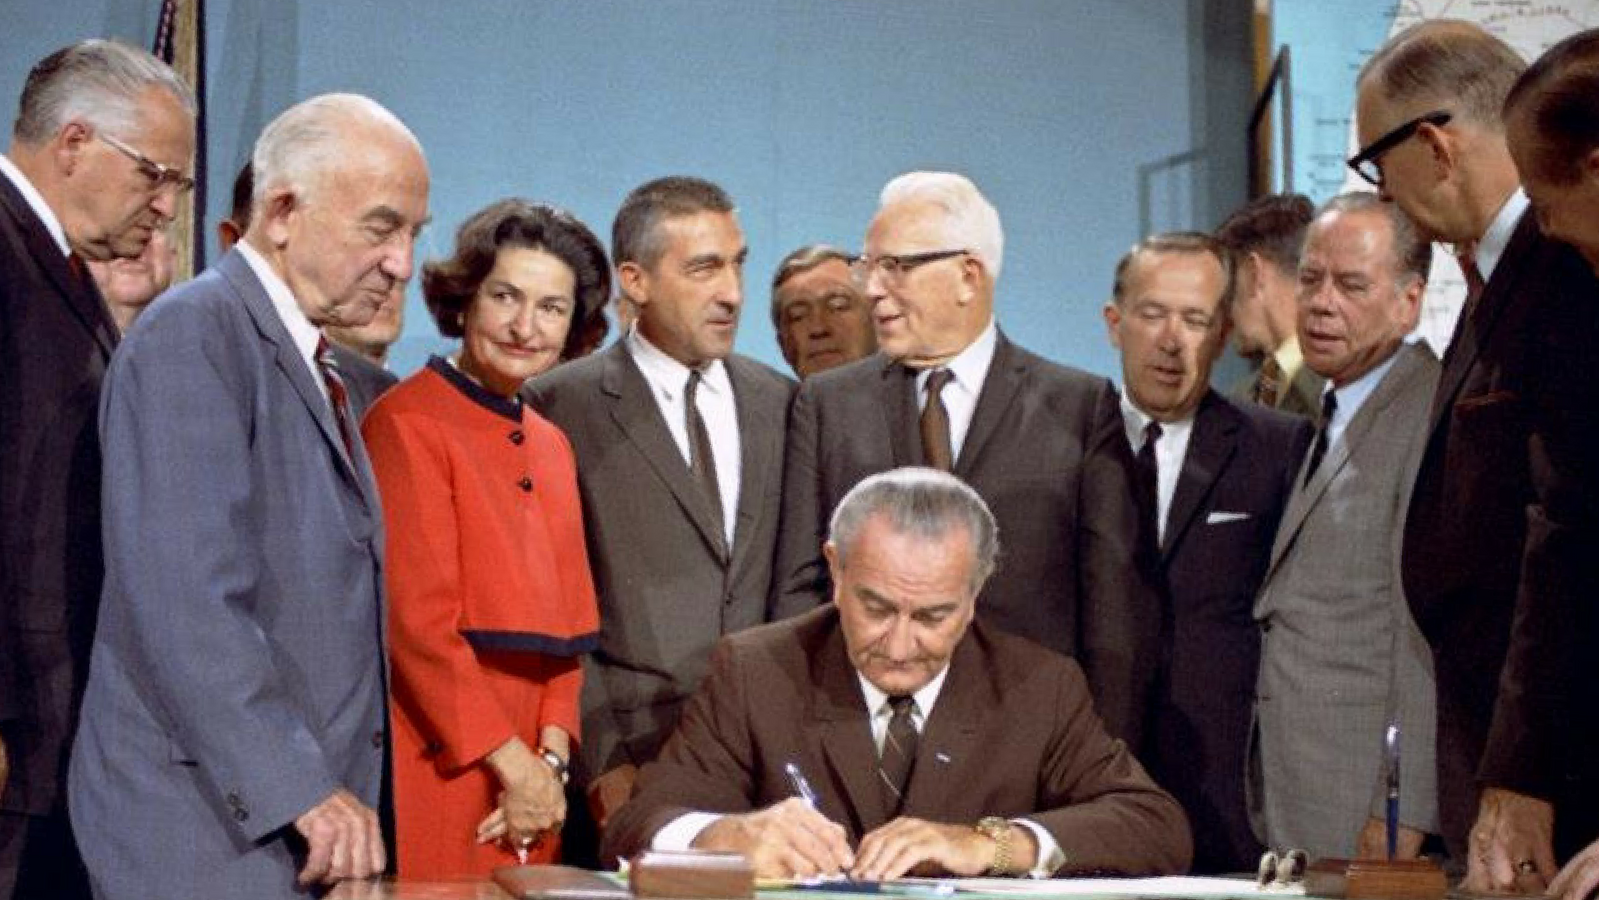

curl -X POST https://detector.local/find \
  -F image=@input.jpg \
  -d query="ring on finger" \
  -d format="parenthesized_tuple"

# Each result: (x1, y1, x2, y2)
(1516, 860, 1538, 876)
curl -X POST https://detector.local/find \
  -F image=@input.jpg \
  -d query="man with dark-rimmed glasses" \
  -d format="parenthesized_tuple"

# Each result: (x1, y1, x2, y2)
(774, 171, 1161, 748)
(1356, 19, 1599, 894)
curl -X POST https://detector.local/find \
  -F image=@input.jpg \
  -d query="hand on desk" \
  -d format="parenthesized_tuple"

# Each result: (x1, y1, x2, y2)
(852, 817, 1036, 880)
(1463, 787, 1556, 895)
(588, 763, 637, 830)
(1355, 818, 1425, 859)
(294, 787, 386, 888)
(694, 797, 854, 878)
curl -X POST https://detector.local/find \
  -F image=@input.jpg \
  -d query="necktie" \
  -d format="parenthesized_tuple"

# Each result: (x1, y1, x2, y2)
(685, 369, 724, 538)
(1136, 421, 1163, 541)
(1455, 242, 1486, 334)
(919, 368, 955, 471)
(878, 695, 919, 814)
(315, 336, 355, 458)
(1255, 355, 1283, 408)
(1302, 391, 1338, 487)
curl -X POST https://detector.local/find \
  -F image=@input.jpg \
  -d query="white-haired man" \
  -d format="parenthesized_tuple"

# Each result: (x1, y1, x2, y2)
(775, 172, 1160, 746)
(0, 39, 194, 900)
(68, 93, 428, 898)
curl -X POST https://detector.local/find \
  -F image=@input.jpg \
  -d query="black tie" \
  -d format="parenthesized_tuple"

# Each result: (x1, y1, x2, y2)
(315, 337, 355, 458)
(1136, 421, 1163, 540)
(1303, 391, 1338, 487)
(878, 696, 919, 814)
(920, 369, 954, 471)
(685, 369, 724, 539)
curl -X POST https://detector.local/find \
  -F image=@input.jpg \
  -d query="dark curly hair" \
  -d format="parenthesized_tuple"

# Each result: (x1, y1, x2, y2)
(422, 199, 611, 361)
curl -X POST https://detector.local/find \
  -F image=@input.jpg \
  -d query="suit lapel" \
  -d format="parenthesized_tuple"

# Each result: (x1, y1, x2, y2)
(955, 333, 1021, 477)
(1429, 212, 1536, 431)
(600, 343, 729, 563)
(881, 356, 922, 468)
(0, 174, 118, 358)
(900, 636, 988, 819)
(727, 356, 776, 577)
(810, 626, 891, 835)
(1162, 391, 1238, 560)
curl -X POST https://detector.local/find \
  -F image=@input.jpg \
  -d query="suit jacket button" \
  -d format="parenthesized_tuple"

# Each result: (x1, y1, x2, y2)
(234, 807, 249, 822)
(371, 730, 384, 749)
(519, 476, 533, 492)
(509, 429, 525, 445)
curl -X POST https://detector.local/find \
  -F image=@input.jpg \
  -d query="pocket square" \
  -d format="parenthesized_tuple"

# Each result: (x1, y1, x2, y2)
(1206, 511, 1251, 524)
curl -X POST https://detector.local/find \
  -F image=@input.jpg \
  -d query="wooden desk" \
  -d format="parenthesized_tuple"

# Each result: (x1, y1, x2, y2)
(326, 878, 512, 899)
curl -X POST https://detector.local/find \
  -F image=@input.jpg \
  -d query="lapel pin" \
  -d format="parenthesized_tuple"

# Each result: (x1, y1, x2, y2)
(934, 752, 951, 764)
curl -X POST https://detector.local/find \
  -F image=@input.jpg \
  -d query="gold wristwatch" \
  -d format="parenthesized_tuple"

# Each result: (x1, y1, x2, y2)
(536, 746, 570, 785)
(975, 816, 1014, 875)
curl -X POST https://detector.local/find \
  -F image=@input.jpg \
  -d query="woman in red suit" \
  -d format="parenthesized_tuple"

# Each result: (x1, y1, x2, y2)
(362, 199, 610, 877)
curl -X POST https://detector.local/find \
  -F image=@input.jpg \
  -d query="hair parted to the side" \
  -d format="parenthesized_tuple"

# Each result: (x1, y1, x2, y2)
(878, 172, 1005, 280)
(1313, 192, 1433, 284)
(611, 175, 735, 270)
(1358, 19, 1526, 131)
(14, 38, 195, 144)
(828, 467, 999, 596)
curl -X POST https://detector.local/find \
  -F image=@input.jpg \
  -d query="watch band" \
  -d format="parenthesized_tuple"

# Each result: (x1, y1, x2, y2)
(536, 746, 570, 785)
(975, 816, 1014, 875)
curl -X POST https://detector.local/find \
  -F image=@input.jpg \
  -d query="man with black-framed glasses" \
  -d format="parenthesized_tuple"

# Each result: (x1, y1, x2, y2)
(1357, 19, 1599, 893)
(774, 171, 1160, 748)
(0, 38, 194, 900)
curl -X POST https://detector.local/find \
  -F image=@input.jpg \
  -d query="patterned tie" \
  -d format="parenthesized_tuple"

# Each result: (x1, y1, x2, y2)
(919, 368, 955, 471)
(878, 695, 919, 814)
(684, 369, 724, 539)
(1302, 391, 1338, 487)
(1255, 355, 1283, 408)
(1136, 421, 1164, 541)
(314, 337, 355, 458)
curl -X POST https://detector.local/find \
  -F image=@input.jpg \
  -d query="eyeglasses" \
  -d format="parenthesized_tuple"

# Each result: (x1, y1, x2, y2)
(98, 132, 196, 195)
(1347, 110, 1452, 188)
(850, 249, 971, 284)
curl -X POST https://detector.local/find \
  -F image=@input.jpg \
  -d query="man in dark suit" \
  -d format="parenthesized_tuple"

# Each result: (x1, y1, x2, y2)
(605, 468, 1190, 878)
(0, 40, 194, 900)
(774, 172, 1158, 745)
(524, 177, 794, 832)
(1102, 232, 1311, 873)
(1357, 21, 1599, 889)
(67, 93, 429, 898)
(1214, 194, 1324, 419)
(219, 160, 397, 415)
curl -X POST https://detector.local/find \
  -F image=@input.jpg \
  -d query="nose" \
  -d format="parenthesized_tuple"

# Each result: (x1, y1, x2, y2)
(1155, 315, 1182, 353)
(150, 186, 179, 220)
(383, 232, 417, 282)
(807, 309, 832, 338)
(507, 301, 537, 341)
(718, 263, 744, 311)
(881, 615, 917, 662)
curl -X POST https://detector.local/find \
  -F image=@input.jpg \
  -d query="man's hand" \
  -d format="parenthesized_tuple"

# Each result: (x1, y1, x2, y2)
(1355, 818, 1426, 860)
(1463, 787, 1557, 894)
(852, 817, 1037, 881)
(693, 797, 854, 878)
(1551, 837, 1599, 900)
(293, 788, 385, 888)
(587, 763, 637, 830)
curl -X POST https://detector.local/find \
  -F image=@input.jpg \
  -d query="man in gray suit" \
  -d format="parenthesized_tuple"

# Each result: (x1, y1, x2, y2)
(68, 93, 430, 897)
(524, 177, 794, 835)
(1251, 193, 1439, 860)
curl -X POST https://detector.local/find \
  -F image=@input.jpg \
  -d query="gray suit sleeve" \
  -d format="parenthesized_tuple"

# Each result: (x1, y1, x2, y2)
(771, 381, 829, 620)
(98, 327, 337, 843)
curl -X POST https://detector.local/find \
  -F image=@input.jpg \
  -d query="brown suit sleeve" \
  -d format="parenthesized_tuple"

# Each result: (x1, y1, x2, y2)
(1030, 657, 1192, 875)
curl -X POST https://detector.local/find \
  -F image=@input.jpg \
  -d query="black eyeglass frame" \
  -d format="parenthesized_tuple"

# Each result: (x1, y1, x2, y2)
(850, 248, 972, 283)
(1346, 111, 1452, 187)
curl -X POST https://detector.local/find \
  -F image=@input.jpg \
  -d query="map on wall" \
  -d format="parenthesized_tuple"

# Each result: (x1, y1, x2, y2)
(1275, 0, 1599, 353)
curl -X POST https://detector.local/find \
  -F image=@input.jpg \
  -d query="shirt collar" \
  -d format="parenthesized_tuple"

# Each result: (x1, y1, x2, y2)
(1328, 345, 1400, 426)
(937, 317, 999, 392)
(1272, 335, 1306, 380)
(0, 153, 69, 256)
(857, 663, 951, 721)
(235, 241, 323, 368)
(627, 324, 731, 397)
(1117, 392, 1195, 449)
(1475, 188, 1529, 281)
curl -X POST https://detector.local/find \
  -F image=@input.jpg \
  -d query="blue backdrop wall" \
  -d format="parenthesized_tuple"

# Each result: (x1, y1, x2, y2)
(1, 0, 1253, 384)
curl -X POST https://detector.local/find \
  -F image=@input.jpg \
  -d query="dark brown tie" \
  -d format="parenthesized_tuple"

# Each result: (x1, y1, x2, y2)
(878, 695, 919, 814)
(685, 369, 724, 539)
(1255, 355, 1283, 408)
(1302, 391, 1338, 487)
(1136, 421, 1163, 539)
(1456, 243, 1486, 329)
(919, 368, 954, 471)
(315, 337, 355, 458)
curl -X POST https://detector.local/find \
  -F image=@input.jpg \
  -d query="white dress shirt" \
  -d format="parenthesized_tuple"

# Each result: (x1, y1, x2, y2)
(914, 318, 999, 464)
(1471, 187, 1529, 282)
(1117, 396, 1194, 545)
(627, 327, 742, 546)
(235, 241, 328, 404)
(0, 152, 69, 256)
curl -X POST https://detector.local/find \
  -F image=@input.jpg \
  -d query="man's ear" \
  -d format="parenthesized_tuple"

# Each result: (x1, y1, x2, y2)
(54, 119, 93, 177)
(616, 260, 648, 311)
(822, 540, 841, 604)
(1103, 301, 1123, 350)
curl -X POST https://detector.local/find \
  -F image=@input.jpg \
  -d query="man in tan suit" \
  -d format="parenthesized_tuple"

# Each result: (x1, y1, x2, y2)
(604, 468, 1190, 879)
(1251, 193, 1439, 861)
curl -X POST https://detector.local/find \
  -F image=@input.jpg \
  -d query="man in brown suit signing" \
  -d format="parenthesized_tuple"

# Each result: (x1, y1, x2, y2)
(603, 467, 1190, 879)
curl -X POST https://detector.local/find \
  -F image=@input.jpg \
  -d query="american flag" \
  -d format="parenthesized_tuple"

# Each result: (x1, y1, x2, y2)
(152, 0, 178, 63)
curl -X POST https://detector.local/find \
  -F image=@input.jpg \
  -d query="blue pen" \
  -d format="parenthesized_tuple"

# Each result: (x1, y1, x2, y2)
(785, 761, 820, 809)
(1384, 724, 1400, 860)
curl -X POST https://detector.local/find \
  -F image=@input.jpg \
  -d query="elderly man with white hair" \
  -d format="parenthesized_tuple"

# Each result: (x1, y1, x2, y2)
(774, 172, 1160, 746)
(68, 92, 429, 898)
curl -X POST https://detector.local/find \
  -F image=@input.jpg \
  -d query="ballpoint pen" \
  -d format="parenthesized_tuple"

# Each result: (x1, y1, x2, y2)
(784, 761, 820, 809)
(1384, 723, 1400, 861)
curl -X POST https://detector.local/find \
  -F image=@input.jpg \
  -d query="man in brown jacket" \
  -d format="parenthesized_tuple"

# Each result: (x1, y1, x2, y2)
(602, 468, 1191, 879)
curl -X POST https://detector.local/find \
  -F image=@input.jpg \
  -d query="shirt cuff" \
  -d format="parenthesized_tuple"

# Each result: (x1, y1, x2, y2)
(1013, 818, 1065, 878)
(651, 812, 723, 851)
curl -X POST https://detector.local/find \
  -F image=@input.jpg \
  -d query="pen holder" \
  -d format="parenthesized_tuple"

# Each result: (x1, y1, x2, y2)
(631, 849, 755, 899)
(1304, 858, 1447, 900)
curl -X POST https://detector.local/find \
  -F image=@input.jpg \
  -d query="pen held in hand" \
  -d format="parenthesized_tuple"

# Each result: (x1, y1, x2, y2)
(784, 761, 820, 809)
